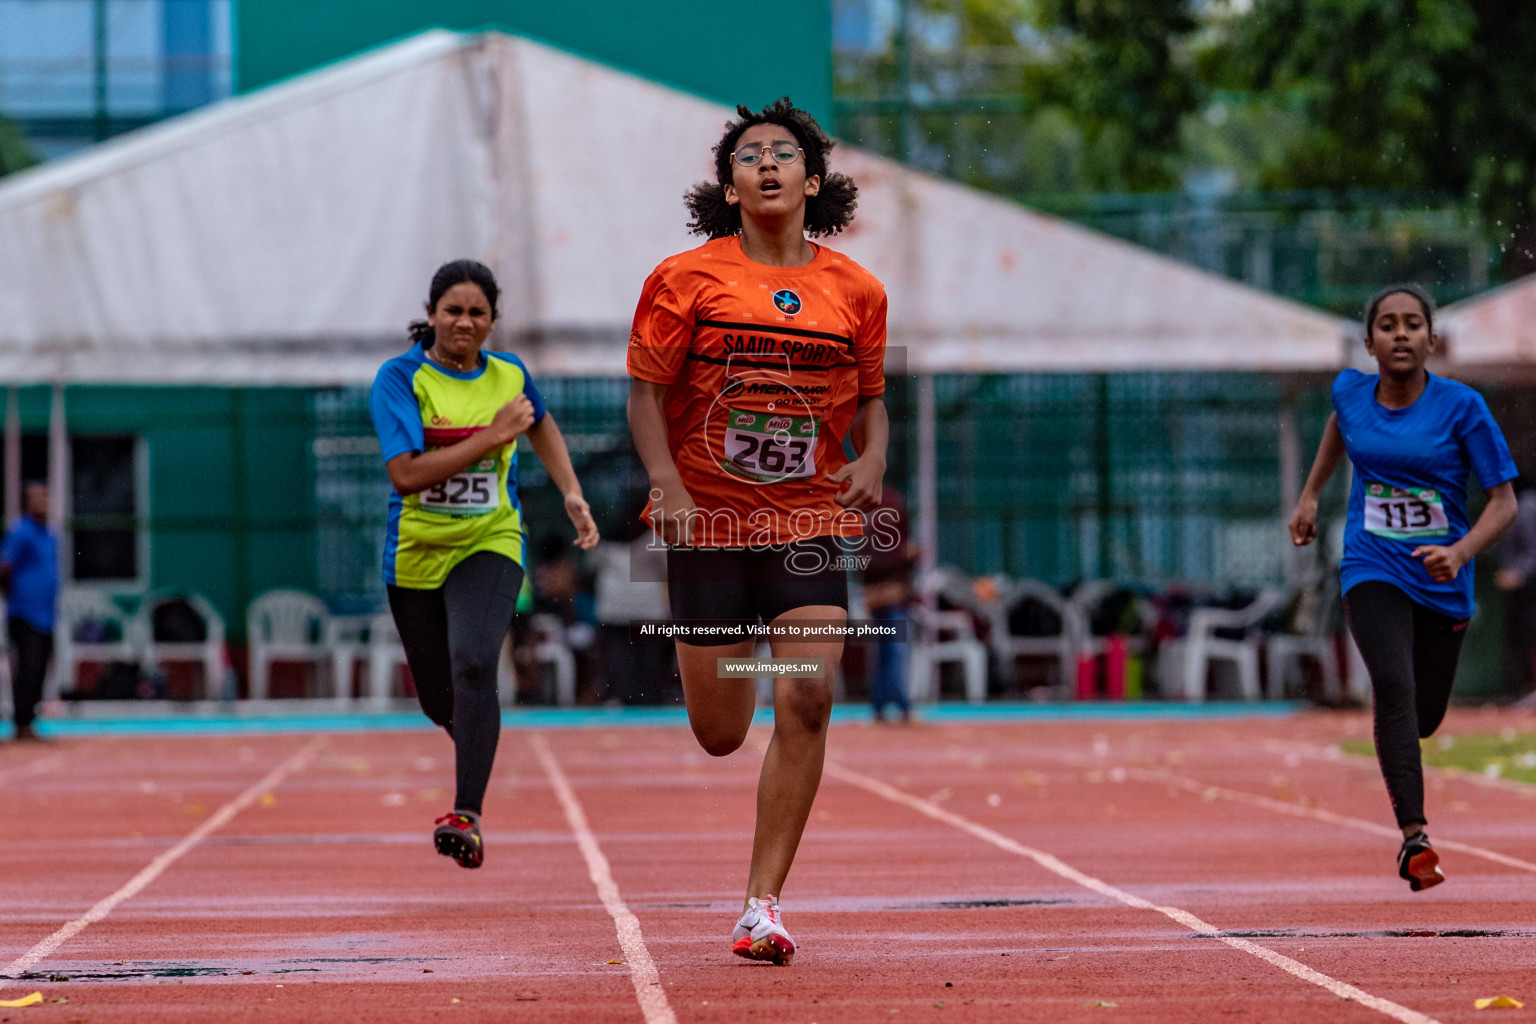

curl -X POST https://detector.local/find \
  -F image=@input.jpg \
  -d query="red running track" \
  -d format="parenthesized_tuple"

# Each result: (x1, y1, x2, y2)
(0, 708, 1533, 1023)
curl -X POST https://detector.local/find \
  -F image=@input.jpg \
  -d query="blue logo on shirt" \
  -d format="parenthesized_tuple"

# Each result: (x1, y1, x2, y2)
(772, 289, 802, 316)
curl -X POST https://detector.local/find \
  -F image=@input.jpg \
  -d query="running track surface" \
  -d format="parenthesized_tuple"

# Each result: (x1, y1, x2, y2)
(1, 708, 1533, 1023)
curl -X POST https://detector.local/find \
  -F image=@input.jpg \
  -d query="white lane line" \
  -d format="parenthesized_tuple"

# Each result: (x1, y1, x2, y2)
(826, 761, 1444, 1024)
(1, 736, 324, 979)
(1131, 768, 1536, 875)
(531, 732, 677, 1024)
(0, 753, 63, 788)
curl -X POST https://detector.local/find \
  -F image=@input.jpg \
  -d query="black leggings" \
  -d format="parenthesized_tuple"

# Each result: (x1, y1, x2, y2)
(387, 551, 524, 817)
(1343, 580, 1468, 829)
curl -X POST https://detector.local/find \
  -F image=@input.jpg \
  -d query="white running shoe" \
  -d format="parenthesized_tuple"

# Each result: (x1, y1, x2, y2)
(731, 895, 795, 964)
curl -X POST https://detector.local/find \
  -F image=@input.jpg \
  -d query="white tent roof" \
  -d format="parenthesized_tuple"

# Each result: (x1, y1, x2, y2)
(1439, 273, 1536, 373)
(0, 30, 1351, 385)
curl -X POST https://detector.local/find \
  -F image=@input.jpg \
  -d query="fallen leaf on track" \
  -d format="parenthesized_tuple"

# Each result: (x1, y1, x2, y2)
(0, 994, 41, 1008)
(1475, 996, 1524, 1009)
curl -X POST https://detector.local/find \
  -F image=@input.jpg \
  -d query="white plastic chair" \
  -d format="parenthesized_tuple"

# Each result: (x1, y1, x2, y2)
(907, 603, 988, 703)
(990, 578, 1082, 693)
(369, 611, 572, 708)
(527, 613, 576, 707)
(1266, 579, 1342, 702)
(143, 592, 227, 700)
(246, 589, 335, 700)
(366, 612, 410, 708)
(324, 614, 373, 705)
(57, 589, 143, 698)
(1160, 590, 1281, 702)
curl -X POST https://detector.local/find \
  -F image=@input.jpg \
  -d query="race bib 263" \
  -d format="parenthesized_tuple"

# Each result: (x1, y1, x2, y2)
(720, 408, 818, 483)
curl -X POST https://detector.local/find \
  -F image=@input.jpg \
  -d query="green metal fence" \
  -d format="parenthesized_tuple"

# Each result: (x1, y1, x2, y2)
(40, 372, 1519, 695)
(919, 372, 1343, 588)
(310, 372, 1347, 606)
(311, 377, 644, 614)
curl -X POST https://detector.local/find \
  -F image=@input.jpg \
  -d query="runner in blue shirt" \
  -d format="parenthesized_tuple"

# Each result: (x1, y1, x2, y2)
(1290, 283, 1519, 892)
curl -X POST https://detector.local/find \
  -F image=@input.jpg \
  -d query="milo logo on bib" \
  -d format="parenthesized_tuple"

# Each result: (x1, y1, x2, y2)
(1363, 481, 1449, 540)
(720, 407, 818, 483)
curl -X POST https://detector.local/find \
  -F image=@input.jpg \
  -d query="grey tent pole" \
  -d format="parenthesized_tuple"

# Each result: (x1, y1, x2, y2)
(5, 386, 19, 527)
(48, 382, 67, 548)
(1278, 381, 1301, 586)
(43, 382, 68, 700)
(915, 371, 938, 603)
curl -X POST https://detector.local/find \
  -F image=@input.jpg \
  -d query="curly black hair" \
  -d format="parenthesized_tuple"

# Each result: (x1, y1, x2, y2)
(684, 97, 858, 239)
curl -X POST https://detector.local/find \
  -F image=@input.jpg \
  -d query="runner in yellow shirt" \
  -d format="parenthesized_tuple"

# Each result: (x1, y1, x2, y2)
(371, 259, 599, 867)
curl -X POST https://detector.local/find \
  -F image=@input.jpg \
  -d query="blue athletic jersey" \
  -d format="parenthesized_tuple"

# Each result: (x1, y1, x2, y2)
(1334, 368, 1517, 618)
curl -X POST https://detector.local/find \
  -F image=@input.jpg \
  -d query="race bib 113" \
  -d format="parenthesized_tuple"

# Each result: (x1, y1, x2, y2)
(1363, 481, 1448, 540)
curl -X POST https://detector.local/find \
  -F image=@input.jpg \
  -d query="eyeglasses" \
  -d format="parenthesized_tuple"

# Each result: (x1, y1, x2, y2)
(731, 142, 804, 167)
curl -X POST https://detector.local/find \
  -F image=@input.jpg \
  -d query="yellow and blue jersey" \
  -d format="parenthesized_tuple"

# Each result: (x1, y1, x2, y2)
(370, 344, 547, 589)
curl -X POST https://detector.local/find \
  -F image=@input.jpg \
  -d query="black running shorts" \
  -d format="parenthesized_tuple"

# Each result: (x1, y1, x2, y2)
(666, 536, 850, 647)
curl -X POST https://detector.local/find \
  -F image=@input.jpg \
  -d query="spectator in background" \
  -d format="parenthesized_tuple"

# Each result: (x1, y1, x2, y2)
(532, 532, 580, 624)
(1, 483, 58, 741)
(525, 531, 601, 703)
(863, 486, 918, 723)
(1495, 475, 1536, 703)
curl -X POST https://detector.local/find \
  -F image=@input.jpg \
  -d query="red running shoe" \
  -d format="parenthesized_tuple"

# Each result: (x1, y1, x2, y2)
(1397, 831, 1444, 892)
(433, 811, 483, 869)
(731, 895, 794, 964)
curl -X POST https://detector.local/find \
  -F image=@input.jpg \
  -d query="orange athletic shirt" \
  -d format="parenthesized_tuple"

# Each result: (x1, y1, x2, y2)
(627, 235, 888, 548)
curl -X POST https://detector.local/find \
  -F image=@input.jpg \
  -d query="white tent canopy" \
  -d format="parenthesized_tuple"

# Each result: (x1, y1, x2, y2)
(1439, 273, 1536, 375)
(0, 30, 1351, 385)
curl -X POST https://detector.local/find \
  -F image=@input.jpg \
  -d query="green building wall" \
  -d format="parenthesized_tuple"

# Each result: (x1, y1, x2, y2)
(235, 1, 834, 126)
(57, 386, 316, 640)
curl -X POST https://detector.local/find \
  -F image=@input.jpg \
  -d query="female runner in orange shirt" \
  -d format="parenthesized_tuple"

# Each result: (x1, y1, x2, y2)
(627, 98, 889, 964)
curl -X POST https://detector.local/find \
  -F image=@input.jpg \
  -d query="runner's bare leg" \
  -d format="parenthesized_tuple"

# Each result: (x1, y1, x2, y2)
(676, 609, 846, 910)
(678, 640, 757, 755)
(745, 605, 845, 907)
